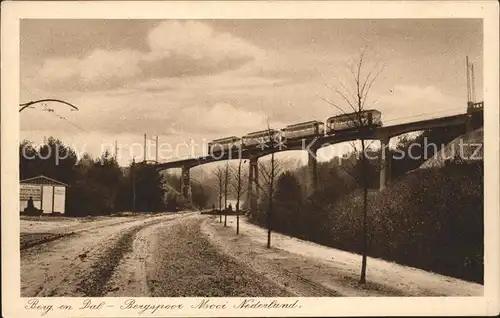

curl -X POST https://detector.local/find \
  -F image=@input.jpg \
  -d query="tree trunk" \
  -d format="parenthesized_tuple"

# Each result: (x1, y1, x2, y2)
(236, 159, 243, 235)
(359, 138, 368, 284)
(267, 153, 274, 248)
(236, 205, 240, 235)
(267, 188, 272, 248)
(224, 164, 228, 227)
(219, 192, 222, 223)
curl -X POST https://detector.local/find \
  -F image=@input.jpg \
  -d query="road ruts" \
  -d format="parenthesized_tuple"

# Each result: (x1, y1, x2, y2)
(21, 213, 187, 297)
(145, 216, 292, 297)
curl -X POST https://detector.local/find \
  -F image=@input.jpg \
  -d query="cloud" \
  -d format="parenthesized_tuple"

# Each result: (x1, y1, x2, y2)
(33, 21, 265, 92)
(38, 57, 80, 81)
(36, 49, 143, 91)
(19, 101, 285, 165)
(389, 85, 448, 104)
(146, 21, 264, 64)
(133, 72, 286, 94)
(80, 49, 143, 82)
(376, 84, 464, 124)
(178, 102, 270, 136)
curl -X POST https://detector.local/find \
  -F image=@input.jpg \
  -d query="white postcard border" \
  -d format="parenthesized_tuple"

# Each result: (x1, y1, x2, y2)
(2, 1, 499, 317)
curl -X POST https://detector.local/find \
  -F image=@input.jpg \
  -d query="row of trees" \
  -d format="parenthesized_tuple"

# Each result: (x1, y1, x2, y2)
(211, 158, 247, 234)
(19, 137, 205, 216)
(204, 51, 384, 284)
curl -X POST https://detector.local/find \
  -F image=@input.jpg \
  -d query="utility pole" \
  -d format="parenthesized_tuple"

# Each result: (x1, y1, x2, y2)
(471, 63, 476, 103)
(143, 134, 159, 163)
(132, 158, 136, 212)
(465, 56, 478, 133)
(466, 56, 469, 103)
(115, 140, 119, 161)
(156, 136, 159, 163)
(143, 134, 147, 162)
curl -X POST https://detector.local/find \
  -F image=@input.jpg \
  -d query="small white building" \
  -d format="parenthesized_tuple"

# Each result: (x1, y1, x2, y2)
(20, 175, 68, 214)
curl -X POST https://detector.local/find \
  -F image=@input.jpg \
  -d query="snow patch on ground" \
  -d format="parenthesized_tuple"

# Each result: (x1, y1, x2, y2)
(20, 213, 187, 297)
(104, 214, 189, 296)
(202, 215, 483, 297)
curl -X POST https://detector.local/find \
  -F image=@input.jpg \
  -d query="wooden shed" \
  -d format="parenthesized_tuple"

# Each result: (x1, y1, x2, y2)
(20, 175, 68, 214)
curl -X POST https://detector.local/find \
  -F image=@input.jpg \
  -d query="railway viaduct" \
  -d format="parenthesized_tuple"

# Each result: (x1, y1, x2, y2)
(155, 102, 484, 213)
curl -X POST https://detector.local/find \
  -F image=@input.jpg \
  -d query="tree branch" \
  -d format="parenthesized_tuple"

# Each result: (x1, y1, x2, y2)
(314, 95, 358, 127)
(361, 64, 385, 109)
(324, 83, 358, 114)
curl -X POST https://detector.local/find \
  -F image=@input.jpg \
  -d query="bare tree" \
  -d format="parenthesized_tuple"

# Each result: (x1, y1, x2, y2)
(224, 161, 230, 227)
(318, 49, 384, 284)
(212, 166, 225, 223)
(258, 157, 283, 248)
(230, 158, 247, 234)
(256, 124, 284, 248)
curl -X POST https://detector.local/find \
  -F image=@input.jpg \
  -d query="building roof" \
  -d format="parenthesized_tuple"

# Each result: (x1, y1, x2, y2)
(20, 175, 68, 187)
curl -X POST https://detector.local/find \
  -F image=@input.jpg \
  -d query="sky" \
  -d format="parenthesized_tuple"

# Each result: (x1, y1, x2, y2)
(20, 19, 483, 168)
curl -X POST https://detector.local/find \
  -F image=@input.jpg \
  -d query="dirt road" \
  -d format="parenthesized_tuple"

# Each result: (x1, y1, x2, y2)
(21, 212, 481, 297)
(21, 213, 289, 297)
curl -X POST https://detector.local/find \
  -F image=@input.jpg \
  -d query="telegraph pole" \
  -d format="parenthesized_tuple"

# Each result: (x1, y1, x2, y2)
(143, 134, 147, 162)
(156, 136, 159, 163)
(143, 134, 160, 163)
(132, 158, 136, 212)
(471, 64, 476, 103)
(466, 56, 470, 104)
(114, 140, 119, 161)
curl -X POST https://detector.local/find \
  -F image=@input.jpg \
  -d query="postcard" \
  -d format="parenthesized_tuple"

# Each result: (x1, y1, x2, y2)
(1, 1, 499, 317)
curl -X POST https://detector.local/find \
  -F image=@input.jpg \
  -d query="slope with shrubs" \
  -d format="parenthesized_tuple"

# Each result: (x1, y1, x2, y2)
(327, 162, 483, 283)
(251, 158, 483, 283)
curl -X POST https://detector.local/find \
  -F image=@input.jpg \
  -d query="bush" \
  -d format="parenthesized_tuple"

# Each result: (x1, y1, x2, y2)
(273, 172, 305, 236)
(324, 162, 483, 283)
(261, 161, 483, 283)
(370, 163, 483, 283)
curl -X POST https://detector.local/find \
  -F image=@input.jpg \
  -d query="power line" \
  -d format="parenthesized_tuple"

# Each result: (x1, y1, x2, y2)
(382, 106, 466, 124)
(43, 106, 88, 133)
(21, 101, 87, 133)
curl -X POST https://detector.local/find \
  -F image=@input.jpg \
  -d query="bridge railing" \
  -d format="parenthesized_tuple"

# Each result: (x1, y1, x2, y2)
(468, 101, 484, 110)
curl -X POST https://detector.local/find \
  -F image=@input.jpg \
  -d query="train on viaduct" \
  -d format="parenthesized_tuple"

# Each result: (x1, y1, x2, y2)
(155, 102, 484, 213)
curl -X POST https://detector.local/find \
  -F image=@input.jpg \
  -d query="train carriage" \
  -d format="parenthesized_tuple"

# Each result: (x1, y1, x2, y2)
(207, 110, 383, 156)
(281, 120, 325, 142)
(207, 136, 241, 155)
(242, 129, 281, 148)
(326, 109, 382, 134)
